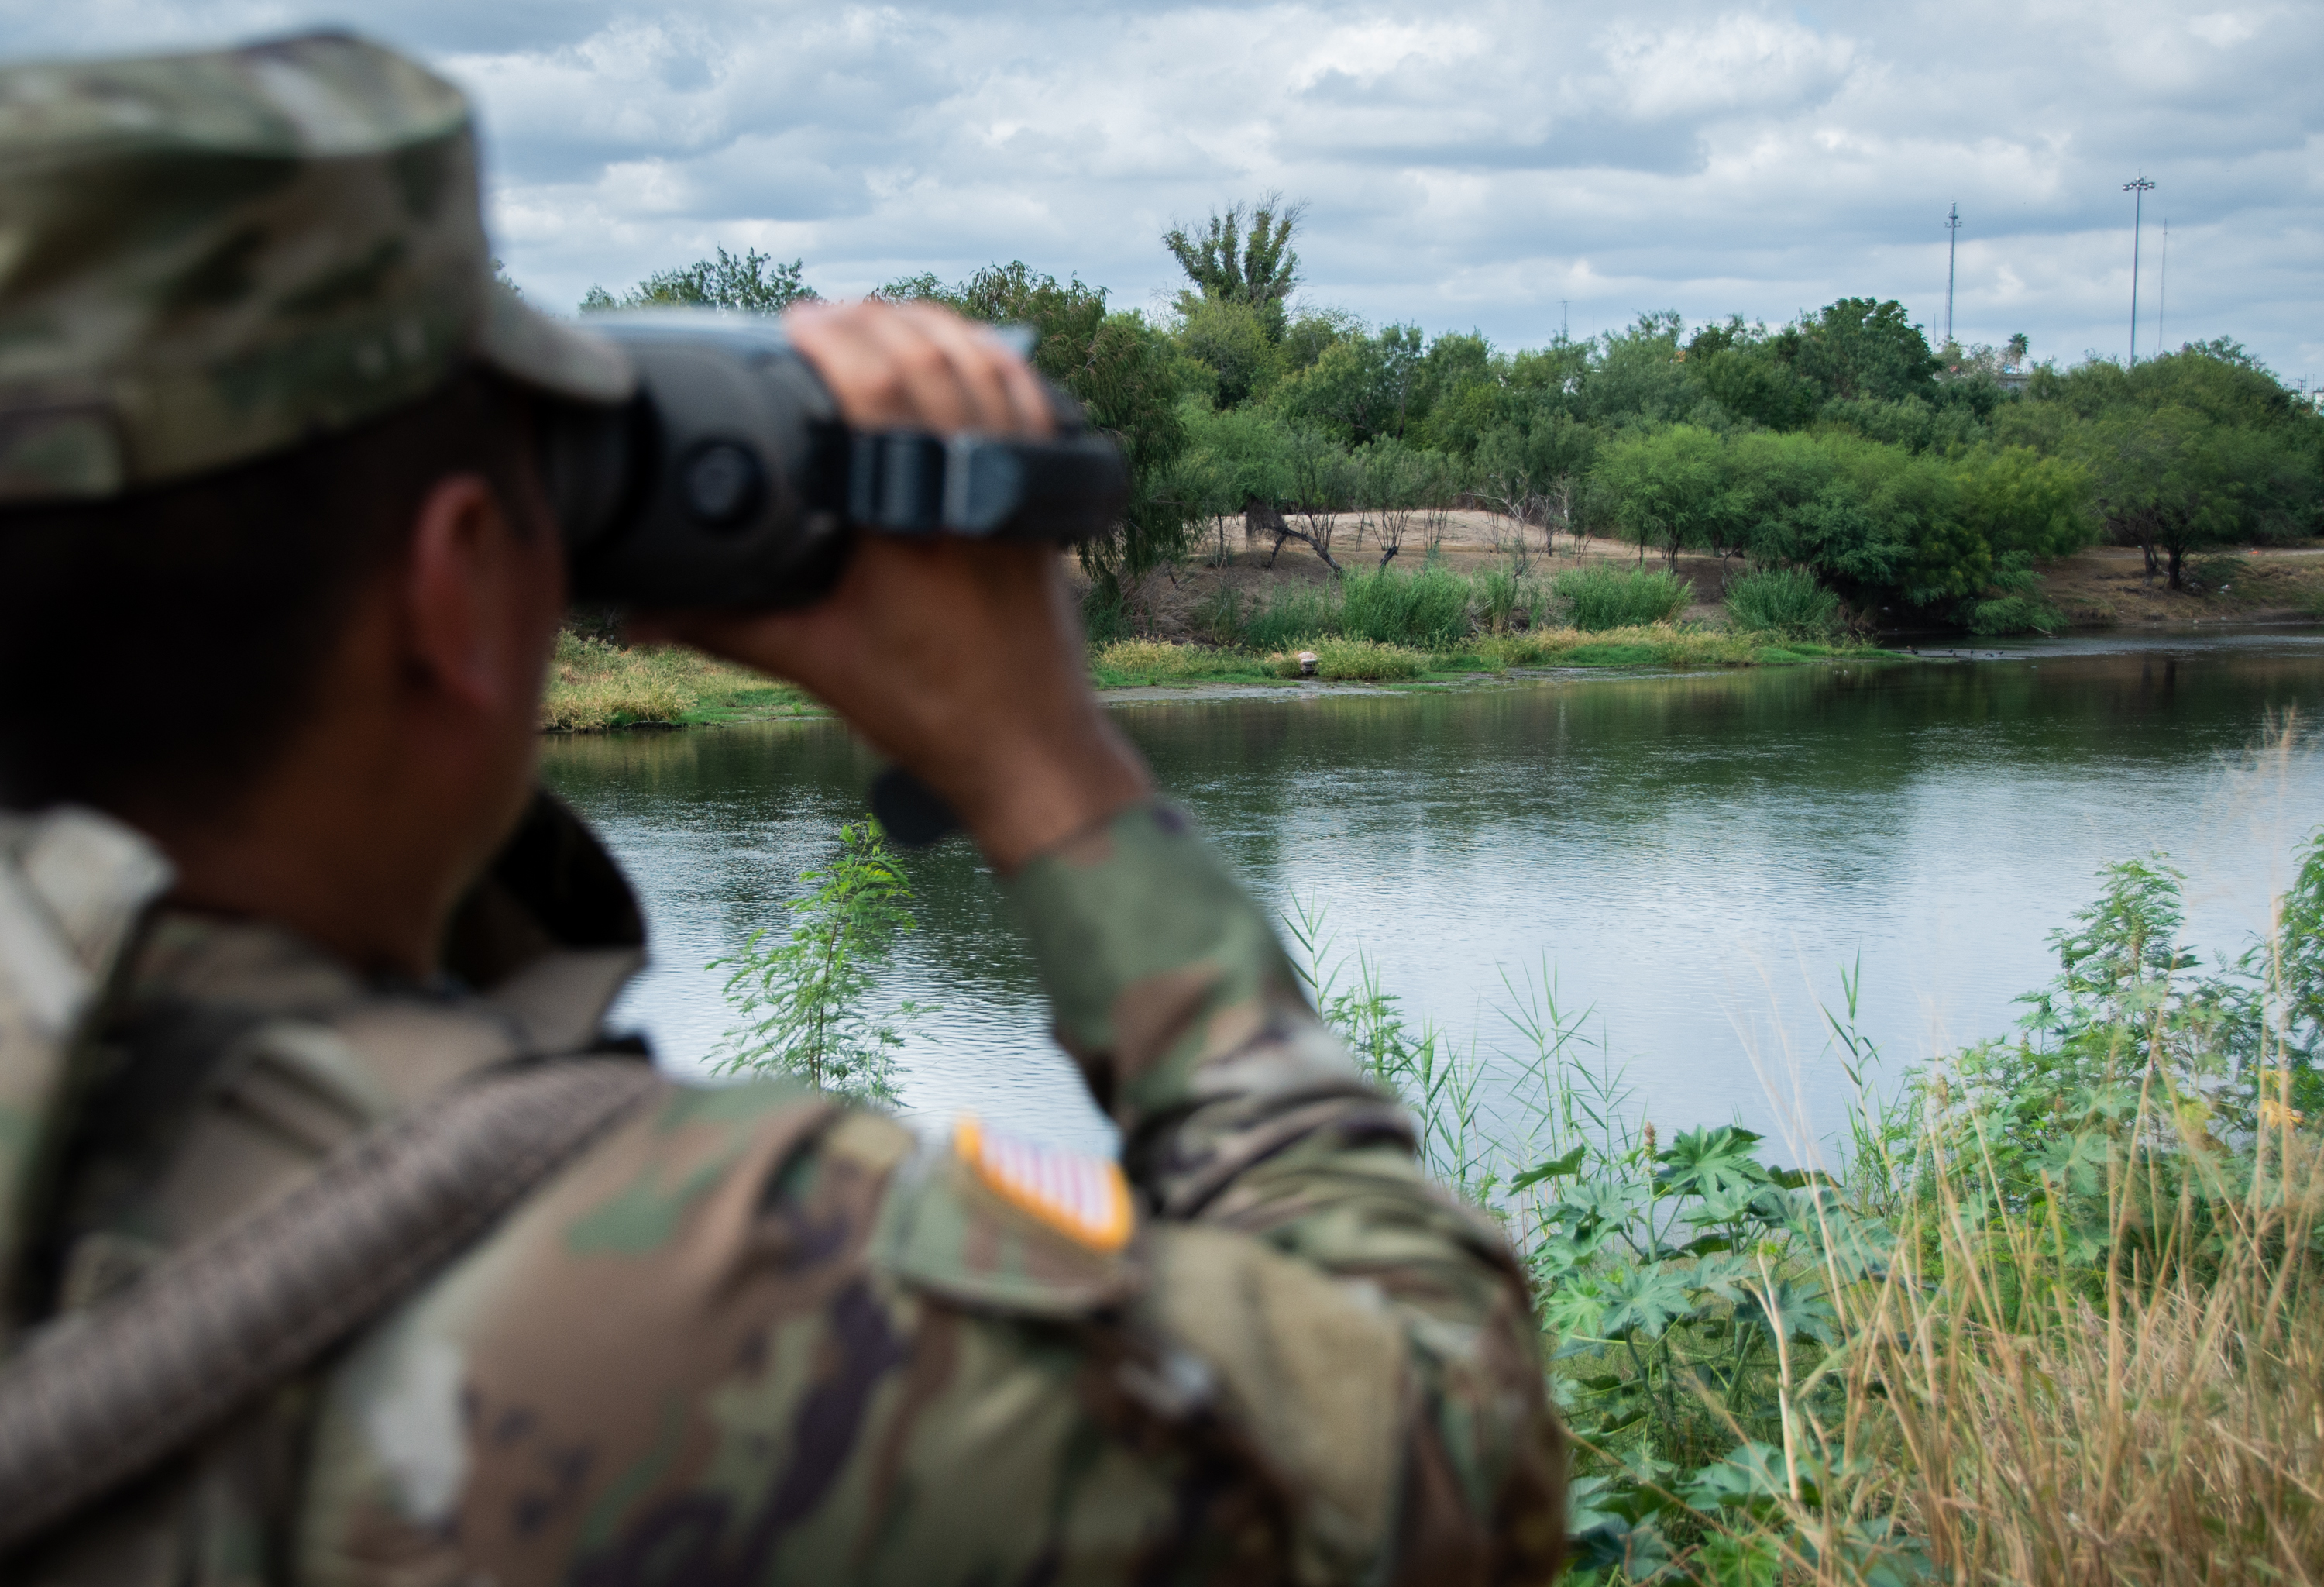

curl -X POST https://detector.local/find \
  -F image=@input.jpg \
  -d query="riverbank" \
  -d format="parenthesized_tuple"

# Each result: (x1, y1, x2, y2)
(1122, 511, 2324, 636)
(541, 625, 1882, 730)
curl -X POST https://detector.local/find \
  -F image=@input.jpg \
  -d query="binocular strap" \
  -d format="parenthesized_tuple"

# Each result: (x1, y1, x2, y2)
(0, 1056, 692, 1554)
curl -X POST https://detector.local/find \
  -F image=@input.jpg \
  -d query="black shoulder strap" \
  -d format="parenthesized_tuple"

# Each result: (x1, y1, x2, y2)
(0, 1056, 664, 1552)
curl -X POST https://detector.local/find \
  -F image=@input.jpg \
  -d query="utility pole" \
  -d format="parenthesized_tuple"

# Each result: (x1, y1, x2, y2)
(2124, 175, 2156, 363)
(1944, 202, 1962, 351)
(2159, 219, 2168, 354)
(1560, 299, 1570, 344)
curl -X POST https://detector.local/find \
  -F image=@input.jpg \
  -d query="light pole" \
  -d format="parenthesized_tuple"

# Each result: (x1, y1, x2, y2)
(1944, 202, 1962, 351)
(2124, 175, 2156, 363)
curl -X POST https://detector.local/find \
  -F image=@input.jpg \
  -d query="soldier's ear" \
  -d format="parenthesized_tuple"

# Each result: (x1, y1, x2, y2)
(401, 471, 541, 714)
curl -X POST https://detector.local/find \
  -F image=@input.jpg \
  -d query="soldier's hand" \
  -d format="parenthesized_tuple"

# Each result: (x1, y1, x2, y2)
(625, 300, 1150, 873)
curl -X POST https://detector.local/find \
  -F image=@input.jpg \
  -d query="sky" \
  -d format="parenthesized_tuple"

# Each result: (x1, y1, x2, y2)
(12, 1, 2322, 383)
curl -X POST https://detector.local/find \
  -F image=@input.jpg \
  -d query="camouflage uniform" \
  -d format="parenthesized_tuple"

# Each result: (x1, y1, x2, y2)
(0, 33, 1566, 1586)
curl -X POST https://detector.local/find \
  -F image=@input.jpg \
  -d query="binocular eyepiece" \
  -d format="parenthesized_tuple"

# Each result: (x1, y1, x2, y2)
(538, 312, 1129, 610)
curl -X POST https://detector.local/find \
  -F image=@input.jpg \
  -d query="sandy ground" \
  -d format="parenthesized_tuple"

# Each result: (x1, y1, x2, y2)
(1085, 508, 2323, 639)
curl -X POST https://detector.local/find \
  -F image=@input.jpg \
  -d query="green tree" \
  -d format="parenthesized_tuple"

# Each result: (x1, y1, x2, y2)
(1277, 324, 1425, 445)
(1174, 297, 1281, 408)
(710, 818, 923, 1103)
(1593, 424, 1727, 566)
(581, 246, 817, 315)
(1788, 297, 1939, 404)
(1163, 195, 1302, 338)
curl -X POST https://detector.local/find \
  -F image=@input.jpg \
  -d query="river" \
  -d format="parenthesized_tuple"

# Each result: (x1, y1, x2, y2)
(538, 628, 2324, 1165)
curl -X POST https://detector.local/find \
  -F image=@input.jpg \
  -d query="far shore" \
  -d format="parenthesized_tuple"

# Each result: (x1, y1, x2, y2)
(541, 520, 2322, 733)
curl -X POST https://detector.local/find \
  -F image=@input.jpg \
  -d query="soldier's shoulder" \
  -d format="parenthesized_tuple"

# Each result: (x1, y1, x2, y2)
(299, 1087, 1148, 1576)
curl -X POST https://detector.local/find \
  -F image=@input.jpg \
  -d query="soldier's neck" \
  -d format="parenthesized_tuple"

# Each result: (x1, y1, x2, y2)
(126, 639, 537, 982)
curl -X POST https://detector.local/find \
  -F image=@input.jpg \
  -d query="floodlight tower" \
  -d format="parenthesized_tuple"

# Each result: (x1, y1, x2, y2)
(2124, 175, 2156, 363)
(1944, 202, 1962, 350)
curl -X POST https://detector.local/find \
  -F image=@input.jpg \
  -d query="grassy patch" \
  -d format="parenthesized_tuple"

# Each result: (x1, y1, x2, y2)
(542, 630, 816, 730)
(1092, 626, 1874, 690)
(1305, 636, 1428, 680)
(1088, 638, 1284, 688)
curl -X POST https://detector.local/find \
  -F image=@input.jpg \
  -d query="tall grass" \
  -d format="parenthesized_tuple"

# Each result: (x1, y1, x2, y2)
(1290, 814, 2324, 1584)
(1556, 565, 1696, 631)
(1338, 563, 1475, 648)
(541, 631, 700, 729)
(1724, 566, 1841, 639)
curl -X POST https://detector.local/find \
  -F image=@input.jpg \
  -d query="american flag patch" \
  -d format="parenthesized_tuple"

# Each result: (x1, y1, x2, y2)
(954, 1117, 1133, 1252)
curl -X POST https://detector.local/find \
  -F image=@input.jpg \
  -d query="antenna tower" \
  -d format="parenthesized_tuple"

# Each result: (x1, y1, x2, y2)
(1944, 202, 1962, 349)
(2124, 175, 2156, 363)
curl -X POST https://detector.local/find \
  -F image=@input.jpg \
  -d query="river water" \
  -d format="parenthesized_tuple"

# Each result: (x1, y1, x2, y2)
(539, 628, 2324, 1164)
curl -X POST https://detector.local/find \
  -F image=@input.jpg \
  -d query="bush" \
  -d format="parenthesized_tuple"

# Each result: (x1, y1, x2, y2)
(1724, 564, 1841, 638)
(1337, 563, 1473, 648)
(1240, 583, 1339, 650)
(1965, 593, 2065, 635)
(1554, 564, 1693, 630)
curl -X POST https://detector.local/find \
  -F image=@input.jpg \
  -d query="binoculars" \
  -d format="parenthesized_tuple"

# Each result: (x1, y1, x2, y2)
(538, 312, 1129, 609)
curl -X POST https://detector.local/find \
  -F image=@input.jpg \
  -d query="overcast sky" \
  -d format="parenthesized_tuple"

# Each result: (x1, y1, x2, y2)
(14, 2, 2322, 380)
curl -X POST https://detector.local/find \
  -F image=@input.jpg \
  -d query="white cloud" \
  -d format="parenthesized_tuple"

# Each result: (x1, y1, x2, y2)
(5, 0, 2319, 377)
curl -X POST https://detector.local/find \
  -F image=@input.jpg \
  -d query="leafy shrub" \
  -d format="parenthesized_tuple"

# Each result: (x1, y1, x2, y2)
(710, 818, 924, 1103)
(1724, 564, 1841, 638)
(1965, 593, 2065, 635)
(1553, 564, 1693, 630)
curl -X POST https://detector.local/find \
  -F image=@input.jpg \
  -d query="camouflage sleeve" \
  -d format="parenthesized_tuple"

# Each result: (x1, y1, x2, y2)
(1006, 803, 1568, 1582)
(295, 805, 1562, 1587)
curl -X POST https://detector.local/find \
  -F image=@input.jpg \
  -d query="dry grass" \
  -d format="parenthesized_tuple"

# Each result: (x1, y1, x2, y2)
(1471, 624, 1824, 669)
(541, 631, 706, 730)
(1301, 636, 1429, 680)
(1719, 1110, 2324, 1586)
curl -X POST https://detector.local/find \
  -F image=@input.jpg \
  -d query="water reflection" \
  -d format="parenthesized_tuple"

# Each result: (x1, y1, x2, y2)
(541, 630, 2324, 1161)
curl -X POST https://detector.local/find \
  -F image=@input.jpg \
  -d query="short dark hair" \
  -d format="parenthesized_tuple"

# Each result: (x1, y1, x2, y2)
(0, 369, 537, 816)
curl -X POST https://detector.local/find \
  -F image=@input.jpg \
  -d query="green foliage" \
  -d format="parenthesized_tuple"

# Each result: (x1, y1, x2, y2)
(1723, 566, 1841, 639)
(710, 819, 923, 1103)
(581, 247, 817, 315)
(1163, 195, 1301, 339)
(1275, 324, 1425, 445)
(1789, 297, 1941, 404)
(1173, 297, 1281, 408)
(1593, 426, 1728, 566)
(1555, 564, 1693, 630)
(1291, 828, 2324, 1576)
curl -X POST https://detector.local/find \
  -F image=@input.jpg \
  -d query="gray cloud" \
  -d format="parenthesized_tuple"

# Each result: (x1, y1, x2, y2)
(7, 0, 2319, 376)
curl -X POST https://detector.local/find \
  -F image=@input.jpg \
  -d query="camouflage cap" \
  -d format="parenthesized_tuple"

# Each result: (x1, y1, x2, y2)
(0, 31, 634, 502)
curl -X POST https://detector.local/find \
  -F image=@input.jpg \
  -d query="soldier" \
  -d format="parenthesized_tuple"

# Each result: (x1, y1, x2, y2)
(0, 31, 1565, 1586)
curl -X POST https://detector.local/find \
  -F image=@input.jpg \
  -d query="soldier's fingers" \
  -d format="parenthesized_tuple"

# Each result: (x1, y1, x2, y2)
(835, 301, 983, 433)
(890, 302, 1052, 438)
(783, 302, 920, 429)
